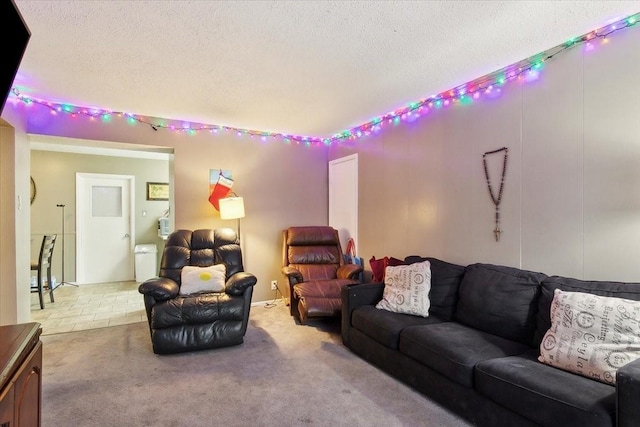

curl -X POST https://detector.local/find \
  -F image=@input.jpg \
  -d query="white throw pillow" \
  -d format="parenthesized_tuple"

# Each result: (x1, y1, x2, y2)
(376, 260, 431, 317)
(179, 264, 226, 295)
(538, 289, 640, 385)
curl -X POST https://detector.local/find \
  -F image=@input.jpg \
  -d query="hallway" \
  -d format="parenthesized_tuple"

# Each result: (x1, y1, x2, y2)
(30, 281, 145, 336)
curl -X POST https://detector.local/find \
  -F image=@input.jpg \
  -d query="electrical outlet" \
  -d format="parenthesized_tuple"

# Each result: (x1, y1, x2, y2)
(270, 280, 278, 291)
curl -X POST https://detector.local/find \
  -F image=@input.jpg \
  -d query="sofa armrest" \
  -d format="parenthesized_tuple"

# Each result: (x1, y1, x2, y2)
(138, 277, 179, 301)
(337, 263, 363, 280)
(281, 266, 303, 284)
(341, 282, 385, 347)
(617, 357, 640, 427)
(225, 272, 258, 296)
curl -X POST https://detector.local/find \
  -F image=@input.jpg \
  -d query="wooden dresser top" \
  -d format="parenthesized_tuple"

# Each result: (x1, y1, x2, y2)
(0, 322, 41, 390)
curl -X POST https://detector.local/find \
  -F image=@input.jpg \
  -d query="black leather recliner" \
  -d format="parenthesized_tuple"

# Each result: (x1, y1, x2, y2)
(138, 228, 257, 354)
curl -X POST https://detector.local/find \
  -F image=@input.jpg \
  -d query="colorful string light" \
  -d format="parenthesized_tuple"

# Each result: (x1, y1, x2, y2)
(10, 12, 639, 146)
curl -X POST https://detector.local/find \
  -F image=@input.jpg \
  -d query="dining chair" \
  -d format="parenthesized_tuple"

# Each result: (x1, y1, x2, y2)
(30, 234, 57, 309)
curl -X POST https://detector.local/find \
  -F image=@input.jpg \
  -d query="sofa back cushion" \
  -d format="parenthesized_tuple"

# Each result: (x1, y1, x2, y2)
(404, 256, 465, 320)
(533, 275, 640, 347)
(454, 263, 547, 345)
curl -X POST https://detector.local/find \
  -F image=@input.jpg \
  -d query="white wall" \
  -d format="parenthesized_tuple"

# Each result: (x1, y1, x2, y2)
(330, 25, 640, 282)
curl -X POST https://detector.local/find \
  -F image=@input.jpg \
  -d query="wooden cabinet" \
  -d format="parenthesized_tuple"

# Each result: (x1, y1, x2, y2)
(0, 323, 42, 427)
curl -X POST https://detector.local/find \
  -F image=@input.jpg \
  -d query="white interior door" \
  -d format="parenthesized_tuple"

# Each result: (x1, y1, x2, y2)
(329, 154, 358, 253)
(76, 173, 135, 284)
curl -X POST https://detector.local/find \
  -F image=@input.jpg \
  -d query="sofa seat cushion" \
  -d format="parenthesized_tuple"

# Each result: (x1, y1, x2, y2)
(352, 305, 444, 350)
(151, 293, 245, 329)
(475, 350, 615, 427)
(400, 322, 530, 387)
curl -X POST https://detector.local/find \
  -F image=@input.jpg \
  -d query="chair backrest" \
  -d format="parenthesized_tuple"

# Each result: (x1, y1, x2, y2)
(158, 228, 243, 284)
(282, 226, 345, 281)
(38, 234, 57, 269)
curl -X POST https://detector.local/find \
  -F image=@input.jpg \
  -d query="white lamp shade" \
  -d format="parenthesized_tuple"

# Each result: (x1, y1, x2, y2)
(219, 197, 245, 220)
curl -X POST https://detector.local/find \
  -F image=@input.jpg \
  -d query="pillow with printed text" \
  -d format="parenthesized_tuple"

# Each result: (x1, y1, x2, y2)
(538, 288, 640, 385)
(376, 260, 431, 317)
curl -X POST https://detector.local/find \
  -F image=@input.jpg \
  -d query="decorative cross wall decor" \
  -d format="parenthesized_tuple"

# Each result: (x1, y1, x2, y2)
(482, 147, 509, 242)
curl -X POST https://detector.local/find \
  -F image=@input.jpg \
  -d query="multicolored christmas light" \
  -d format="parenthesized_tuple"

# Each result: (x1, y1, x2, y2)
(10, 12, 639, 146)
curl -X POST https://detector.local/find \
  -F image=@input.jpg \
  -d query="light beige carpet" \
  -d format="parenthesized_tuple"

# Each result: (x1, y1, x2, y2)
(40, 302, 472, 427)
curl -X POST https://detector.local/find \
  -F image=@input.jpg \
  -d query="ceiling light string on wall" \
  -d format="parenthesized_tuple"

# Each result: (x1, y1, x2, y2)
(8, 88, 329, 146)
(9, 12, 639, 146)
(330, 12, 640, 143)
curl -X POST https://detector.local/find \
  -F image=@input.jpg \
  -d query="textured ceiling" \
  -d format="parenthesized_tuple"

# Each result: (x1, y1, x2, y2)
(11, 1, 640, 138)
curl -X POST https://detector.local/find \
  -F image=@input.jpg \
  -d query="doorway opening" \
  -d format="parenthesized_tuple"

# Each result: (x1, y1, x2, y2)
(29, 135, 173, 334)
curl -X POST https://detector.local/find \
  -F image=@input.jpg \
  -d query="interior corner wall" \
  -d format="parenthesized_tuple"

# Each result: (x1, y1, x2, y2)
(329, 26, 640, 282)
(0, 110, 31, 325)
(13, 106, 329, 304)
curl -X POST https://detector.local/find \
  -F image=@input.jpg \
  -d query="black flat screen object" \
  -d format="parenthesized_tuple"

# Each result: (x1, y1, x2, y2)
(1, 0, 31, 114)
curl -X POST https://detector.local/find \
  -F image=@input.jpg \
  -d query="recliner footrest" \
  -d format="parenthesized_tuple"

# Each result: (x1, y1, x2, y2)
(299, 296, 342, 318)
(293, 279, 359, 321)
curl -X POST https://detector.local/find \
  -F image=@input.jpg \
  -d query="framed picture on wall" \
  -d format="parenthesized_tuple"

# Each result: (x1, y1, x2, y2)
(147, 182, 169, 201)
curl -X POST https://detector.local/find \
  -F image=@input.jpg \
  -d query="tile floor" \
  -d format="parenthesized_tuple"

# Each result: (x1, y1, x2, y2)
(30, 281, 146, 336)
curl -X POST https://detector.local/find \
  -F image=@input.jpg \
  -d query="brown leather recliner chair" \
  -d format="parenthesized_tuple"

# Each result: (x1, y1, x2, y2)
(138, 228, 257, 354)
(281, 226, 363, 325)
